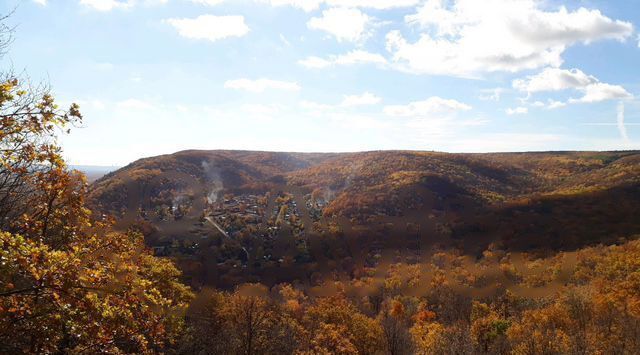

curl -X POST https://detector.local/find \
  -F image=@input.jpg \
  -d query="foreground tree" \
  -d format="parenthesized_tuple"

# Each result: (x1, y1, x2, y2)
(303, 296, 384, 354)
(0, 74, 85, 246)
(0, 21, 193, 353)
(0, 230, 192, 353)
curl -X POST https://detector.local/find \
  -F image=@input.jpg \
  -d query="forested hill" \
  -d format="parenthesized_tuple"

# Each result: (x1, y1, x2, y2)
(92, 150, 640, 218)
(86, 150, 640, 289)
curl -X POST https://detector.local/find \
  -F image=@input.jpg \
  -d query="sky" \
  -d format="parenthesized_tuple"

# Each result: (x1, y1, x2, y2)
(1, 0, 640, 166)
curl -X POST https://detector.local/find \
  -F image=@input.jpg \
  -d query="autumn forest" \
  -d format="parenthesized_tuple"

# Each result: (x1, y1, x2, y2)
(2, 11, 640, 355)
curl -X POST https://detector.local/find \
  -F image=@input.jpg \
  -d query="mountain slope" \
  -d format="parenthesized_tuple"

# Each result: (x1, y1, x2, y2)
(88, 150, 640, 288)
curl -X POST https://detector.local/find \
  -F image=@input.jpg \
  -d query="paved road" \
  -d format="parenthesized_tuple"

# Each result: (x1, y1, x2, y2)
(205, 216, 230, 238)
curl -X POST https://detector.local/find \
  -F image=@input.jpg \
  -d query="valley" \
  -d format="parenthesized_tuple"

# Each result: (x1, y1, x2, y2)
(88, 149, 640, 291)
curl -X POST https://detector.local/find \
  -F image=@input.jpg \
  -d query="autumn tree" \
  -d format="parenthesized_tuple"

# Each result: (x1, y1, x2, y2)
(378, 299, 414, 355)
(410, 321, 448, 355)
(0, 19, 193, 353)
(470, 301, 510, 354)
(0, 230, 193, 353)
(178, 284, 306, 355)
(304, 296, 384, 355)
(507, 301, 572, 355)
(177, 289, 234, 354)
(0, 74, 87, 245)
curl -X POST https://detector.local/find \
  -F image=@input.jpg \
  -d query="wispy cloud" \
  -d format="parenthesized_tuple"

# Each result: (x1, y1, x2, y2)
(256, 0, 418, 12)
(79, 0, 168, 11)
(505, 107, 528, 115)
(479, 88, 504, 102)
(189, 0, 225, 5)
(384, 97, 471, 117)
(307, 7, 372, 42)
(224, 78, 301, 92)
(165, 15, 249, 42)
(299, 50, 387, 69)
(569, 83, 633, 104)
(341, 92, 382, 107)
(80, 0, 133, 11)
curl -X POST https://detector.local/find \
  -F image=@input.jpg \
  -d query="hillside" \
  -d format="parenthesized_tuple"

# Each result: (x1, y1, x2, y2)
(88, 150, 640, 288)
(90, 150, 335, 216)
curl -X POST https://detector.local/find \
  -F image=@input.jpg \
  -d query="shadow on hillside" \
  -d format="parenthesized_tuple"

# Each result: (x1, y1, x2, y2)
(452, 183, 640, 255)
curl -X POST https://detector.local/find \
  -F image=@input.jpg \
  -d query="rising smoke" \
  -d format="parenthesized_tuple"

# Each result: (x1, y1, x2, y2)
(202, 160, 224, 203)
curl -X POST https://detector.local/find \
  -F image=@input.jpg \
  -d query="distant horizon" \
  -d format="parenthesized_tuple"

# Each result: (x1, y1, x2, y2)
(68, 148, 640, 168)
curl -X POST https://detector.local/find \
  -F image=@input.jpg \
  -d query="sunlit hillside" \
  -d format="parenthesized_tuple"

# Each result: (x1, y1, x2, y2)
(2, 0, 640, 353)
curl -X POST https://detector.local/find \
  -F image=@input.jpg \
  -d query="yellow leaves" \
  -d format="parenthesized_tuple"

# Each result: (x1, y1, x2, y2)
(469, 301, 511, 353)
(410, 321, 447, 355)
(507, 302, 574, 355)
(384, 275, 402, 293)
(430, 268, 448, 288)
(0, 229, 193, 353)
(309, 323, 359, 355)
(0, 79, 18, 104)
(470, 301, 491, 322)
(303, 296, 384, 354)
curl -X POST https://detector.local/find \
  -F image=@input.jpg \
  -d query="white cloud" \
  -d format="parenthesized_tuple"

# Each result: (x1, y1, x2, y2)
(298, 93, 381, 114)
(190, 0, 225, 5)
(341, 92, 381, 107)
(506, 107, 528, 115)
(479, 88, 504, 101)
(386, 0, 633, 77)
(513, 67, 633, 105)
(307, 7, 371, 42)
(33, 0, 47, 5)
(256, 0, 418, 11)
(299, 50, 387, 68)
(79, 0, 133, 11)
(224, 78, 301, 92)
(324, 0, 419, 9)
(384, 97, 471, 117)
(166, 15, 249, 42)
(547, 100, 567, 110)
(569, 83, 633, 103)
(257, 0, 323, 12)
(513, 68, 597, 93)
(79, 0, 167, 10)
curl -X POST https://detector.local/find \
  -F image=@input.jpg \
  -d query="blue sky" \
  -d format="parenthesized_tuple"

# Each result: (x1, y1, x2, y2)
(2, 0, 639, 166)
